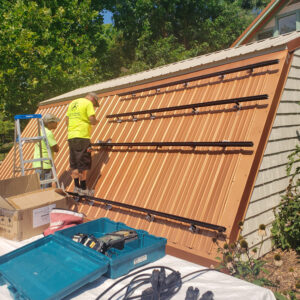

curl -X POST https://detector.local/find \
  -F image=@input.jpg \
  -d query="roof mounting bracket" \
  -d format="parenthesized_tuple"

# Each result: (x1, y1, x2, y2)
(150, 113, 156, 120)
(183, 82, 188, 88)
(116, 117, 122, 123)
(88, 200, 95, 206)
(132, 115, 137, 122)
(189, 224, 198, 233)
(146, 213, 155, 222)
(192, 107, 199, 114)
(234, 102, 241, 110)
(156, 88, 160, 93)
(105, 204, 112, 210)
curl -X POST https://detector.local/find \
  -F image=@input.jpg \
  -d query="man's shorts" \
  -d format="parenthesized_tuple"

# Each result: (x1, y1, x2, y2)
(68, 138, 91, 171)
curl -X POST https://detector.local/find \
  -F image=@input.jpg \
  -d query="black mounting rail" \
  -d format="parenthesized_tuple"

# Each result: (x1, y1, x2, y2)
(118, 59, 279, 97)
(66, 191, 226, 232)
(107, 94, 268, 120)
(91, 141, 253, 148)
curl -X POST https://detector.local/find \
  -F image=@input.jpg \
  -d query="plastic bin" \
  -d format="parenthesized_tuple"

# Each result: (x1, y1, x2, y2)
(0, 235, 108, 300)
(56, 218, 167, 278)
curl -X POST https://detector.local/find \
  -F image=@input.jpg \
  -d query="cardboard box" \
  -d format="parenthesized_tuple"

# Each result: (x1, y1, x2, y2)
(0, 174, 70, 241)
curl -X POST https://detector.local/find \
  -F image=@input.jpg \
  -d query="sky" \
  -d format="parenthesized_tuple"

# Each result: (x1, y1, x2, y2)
(102, 10, 113, 24)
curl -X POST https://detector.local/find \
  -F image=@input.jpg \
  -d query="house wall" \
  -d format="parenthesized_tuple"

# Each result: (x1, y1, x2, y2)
(242, 48, 300, 257)
(250, 1, 300, 42)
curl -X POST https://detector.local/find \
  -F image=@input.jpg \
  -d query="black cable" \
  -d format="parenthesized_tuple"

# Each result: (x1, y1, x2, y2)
(181, 268, 218, 280)
(96, 267, 218, 300)
(123, 275, 151, 299)
(95, 266, 177, 299)
(109, 275, 151, 300)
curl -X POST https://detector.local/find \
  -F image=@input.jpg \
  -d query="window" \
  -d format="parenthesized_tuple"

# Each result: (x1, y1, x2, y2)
(257, 29, 274, 40)
(278, 13, 297, 34)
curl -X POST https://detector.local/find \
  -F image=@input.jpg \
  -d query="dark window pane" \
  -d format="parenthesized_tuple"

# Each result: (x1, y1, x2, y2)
(278, 14, 296, 34)
(258, 30, 273, 40)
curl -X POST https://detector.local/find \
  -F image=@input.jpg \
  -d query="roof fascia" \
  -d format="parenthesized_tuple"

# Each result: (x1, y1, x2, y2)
(287, 36, 300, 51)
(233, 0, 284, 47)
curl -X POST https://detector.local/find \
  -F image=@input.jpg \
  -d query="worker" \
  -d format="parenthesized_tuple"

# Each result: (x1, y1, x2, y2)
(66, 92, 99, 194)
(33, 113, 60, 189)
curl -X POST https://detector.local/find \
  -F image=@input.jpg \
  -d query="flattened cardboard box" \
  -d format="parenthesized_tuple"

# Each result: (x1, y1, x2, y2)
(0, 174, 70, 241)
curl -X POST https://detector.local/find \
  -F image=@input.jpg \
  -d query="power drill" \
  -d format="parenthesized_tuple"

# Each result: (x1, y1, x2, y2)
(72, 230, 138, 255)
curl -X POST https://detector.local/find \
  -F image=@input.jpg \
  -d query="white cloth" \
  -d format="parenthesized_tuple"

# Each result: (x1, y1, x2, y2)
(0, 236, 276, 300)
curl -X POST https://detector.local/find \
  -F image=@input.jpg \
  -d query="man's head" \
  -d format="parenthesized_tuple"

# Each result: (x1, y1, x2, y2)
(43, 113, 60, 129)
(86, 92, 99, 108)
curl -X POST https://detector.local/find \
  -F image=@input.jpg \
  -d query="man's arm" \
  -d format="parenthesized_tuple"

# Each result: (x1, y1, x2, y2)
(89, 115, 98, 125)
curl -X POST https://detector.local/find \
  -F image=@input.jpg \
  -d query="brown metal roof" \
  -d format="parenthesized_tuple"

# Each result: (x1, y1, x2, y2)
(0, 46, 295, 265)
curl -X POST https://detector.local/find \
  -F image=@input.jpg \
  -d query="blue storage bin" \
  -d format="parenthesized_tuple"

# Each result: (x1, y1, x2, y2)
(0, 235, 108, 300)
(56, 218, 167, 279)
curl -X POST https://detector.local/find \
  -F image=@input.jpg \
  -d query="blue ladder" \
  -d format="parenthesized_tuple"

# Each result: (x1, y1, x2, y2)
(13, 114, 60, 188)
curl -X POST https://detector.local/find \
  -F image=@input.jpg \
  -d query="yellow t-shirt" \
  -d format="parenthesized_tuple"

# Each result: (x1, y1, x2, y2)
(66, 98, 95, 139)
(33, 127, 57, 169)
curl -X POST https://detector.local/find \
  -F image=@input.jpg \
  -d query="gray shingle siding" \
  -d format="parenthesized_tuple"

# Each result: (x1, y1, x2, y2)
(242, 48, 300, 256)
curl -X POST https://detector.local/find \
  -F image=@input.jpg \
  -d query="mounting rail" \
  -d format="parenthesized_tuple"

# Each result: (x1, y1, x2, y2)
(118, 59, 279, 97)
(66, 191, 226, 233)
(107, 94, 268, 121)
(91, 141, 253, 148)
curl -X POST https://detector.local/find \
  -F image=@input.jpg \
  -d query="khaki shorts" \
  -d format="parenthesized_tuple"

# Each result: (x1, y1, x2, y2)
(68, 138, 91, 171)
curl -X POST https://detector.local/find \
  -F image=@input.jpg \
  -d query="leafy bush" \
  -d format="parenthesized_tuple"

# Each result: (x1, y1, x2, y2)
(213, 227, 274, 287)
(271, 145, 300, 253)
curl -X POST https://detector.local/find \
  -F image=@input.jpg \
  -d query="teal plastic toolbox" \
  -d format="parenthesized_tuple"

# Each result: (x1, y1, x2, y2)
(0, 234, 109, 300)
(56, 217, 167, 279)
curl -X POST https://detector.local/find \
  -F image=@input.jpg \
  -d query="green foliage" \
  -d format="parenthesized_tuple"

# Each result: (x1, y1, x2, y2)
(274, 291, 297, 300)
(0, 0, 108, 117)
(104, 0, 259, 72)
(271, 145, 300, 253)
(214, 228, 296, 299)
(214, 233, 274, 287)
(0, 111, 14, 161)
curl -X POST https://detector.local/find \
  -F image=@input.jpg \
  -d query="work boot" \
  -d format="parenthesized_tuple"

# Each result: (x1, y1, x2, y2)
(73, 186, 82, 195)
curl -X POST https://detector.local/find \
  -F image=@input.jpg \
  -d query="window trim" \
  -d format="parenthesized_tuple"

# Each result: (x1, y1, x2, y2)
(275, 10, 300, 36)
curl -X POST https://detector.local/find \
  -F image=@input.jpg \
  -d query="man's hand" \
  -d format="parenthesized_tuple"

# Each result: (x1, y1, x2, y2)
(89, 115, 98, 125)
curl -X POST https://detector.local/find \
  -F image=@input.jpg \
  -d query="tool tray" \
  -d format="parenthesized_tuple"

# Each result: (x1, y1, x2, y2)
(56, 217, 167, 278)
(0, 234, 108, 300)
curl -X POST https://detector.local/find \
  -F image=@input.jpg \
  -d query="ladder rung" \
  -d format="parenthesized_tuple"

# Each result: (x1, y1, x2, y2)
(20, 137, 44, 143)
(23, 158, 50, 164)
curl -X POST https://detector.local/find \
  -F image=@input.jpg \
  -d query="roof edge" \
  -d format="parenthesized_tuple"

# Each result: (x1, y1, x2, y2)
(39, 44, 289, 107)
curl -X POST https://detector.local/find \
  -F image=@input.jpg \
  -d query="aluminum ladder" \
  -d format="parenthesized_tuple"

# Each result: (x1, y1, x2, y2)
(13, 114, 60, 188)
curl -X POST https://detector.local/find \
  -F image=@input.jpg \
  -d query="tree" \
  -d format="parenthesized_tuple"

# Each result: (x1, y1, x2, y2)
(103, 0, 260, 73)
(0, 0, 108, 117)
